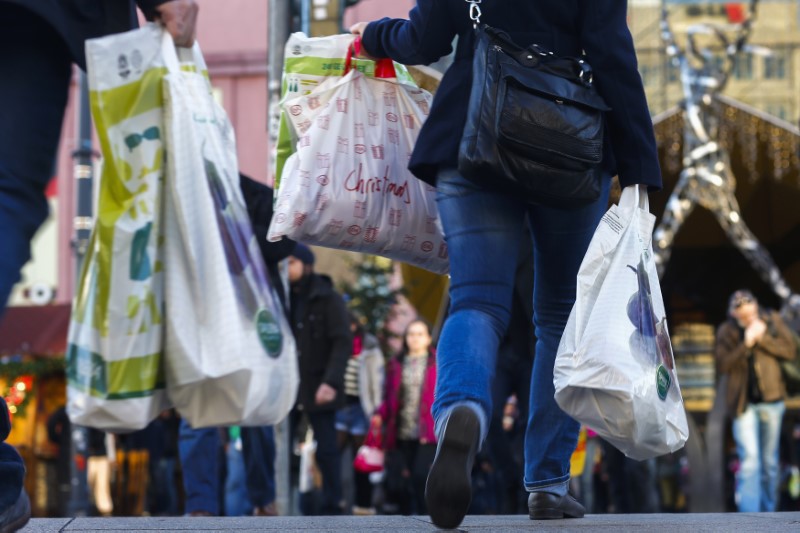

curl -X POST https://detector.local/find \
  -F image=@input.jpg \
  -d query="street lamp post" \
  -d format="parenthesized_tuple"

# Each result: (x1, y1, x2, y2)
(68, 69, 94, 517)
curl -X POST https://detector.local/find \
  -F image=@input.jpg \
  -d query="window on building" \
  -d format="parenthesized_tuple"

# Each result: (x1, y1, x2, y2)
(765, 103, 788, 121)
(763, 51, 787, 80)
(733, 54, 753, 80)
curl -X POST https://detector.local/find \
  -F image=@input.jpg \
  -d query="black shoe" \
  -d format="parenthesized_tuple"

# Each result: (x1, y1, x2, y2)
(0, 489, 31, 533)
(425, 405, 480, 530)
(528, 491, 585, 520)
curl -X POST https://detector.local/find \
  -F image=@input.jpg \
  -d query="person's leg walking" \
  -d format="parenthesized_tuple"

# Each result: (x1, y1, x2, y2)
(0, 5, 72, 309)
(426, 168, 527, 528)
(431, 170, 527, 433)
(307, 411, 342, 515)
(524, 174, 611, 516)
(757, 401, 785, 512)
(241, 426, 277, 514)
(177, 421, 221, 515)
(1, 7, 71, 531)
(732, 405, 760, 512)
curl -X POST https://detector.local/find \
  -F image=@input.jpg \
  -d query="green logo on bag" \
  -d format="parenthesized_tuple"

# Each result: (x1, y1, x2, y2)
(656, 364, 671, 401)
(256, 308, 282, 358)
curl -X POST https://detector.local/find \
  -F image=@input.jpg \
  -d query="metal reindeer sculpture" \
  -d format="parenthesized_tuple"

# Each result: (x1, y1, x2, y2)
(655, 0, 800, 313)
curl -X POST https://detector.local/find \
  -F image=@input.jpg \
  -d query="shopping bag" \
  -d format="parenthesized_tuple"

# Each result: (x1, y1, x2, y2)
(268, 66, 448, 274)
(160, 31, 298, 427)
(299, 429, 321, 493)
(554, 185, 689, 460)
(353, 418, 384, 474)
(275, 33, 418, 189)
(67, 24, 171, 431)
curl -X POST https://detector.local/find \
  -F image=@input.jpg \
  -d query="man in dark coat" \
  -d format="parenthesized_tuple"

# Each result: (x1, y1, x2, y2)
(0, 2, 197, 531)
(288, 244, 352, 515)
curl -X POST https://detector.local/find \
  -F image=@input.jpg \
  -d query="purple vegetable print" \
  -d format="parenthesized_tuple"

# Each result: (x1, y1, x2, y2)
(627, 256, 674, 370)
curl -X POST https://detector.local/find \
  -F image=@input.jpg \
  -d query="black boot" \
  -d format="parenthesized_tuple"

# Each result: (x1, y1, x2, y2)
(425, 406, 480, 529)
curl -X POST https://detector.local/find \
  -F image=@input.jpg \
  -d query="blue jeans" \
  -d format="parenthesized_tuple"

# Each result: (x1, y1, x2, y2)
(0, 5, 72, 309)
(732, 401, 786, 512)
(178, 421, 221, 515)
(241, 426, 276, 507)
(224, 437, 252, 516)
(432, 168, 611, 493)
(335, 402, 369, 436)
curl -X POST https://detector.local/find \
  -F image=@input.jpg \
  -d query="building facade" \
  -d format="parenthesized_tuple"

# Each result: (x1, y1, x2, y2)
(630, 0, 800, 122)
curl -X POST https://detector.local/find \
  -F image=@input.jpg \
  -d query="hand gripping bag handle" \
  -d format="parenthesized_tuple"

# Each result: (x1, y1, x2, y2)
(160, 27, 206, 76)
(618, 184, 650, 213)
(344, 36, 397, 79)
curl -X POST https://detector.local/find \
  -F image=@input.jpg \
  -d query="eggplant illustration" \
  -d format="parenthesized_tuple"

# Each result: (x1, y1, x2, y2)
(205, 156, 251, 276)
(203, 155, 266, 317)
(627, 255, 674, 370)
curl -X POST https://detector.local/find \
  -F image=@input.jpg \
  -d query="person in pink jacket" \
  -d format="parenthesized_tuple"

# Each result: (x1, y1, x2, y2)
(373, 319, 437, 515)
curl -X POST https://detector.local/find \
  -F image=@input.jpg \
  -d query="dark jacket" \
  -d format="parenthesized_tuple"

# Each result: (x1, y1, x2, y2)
(290, 273, 352, 412)
(2, 0, 170, 69)
(239, 174, 296, 311)
(361, 0, 662, 191)
(715, 310, 795, 416)
(376, 350, 437, 450)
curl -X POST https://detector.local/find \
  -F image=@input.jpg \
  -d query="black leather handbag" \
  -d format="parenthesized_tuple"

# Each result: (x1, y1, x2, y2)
(458, 11, 611, 208)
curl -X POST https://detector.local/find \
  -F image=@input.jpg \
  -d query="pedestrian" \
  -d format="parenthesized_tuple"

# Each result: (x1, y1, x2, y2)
(373, 319, 437, 516)
(715, 289, 796, 512)
(351, 1, 661, 528)
(288, 243, 352, 515)
(336, 313, 385, 515)
(0, 4, 198, 529)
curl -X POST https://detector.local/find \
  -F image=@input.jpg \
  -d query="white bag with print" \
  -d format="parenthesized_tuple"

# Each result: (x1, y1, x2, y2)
(160, 32, 298, 428)
(269, 69, 448, 274)
(554, 185, 689, 460)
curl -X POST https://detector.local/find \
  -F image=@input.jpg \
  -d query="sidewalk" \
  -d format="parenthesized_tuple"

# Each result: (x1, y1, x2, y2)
(19, 513, 800, 532)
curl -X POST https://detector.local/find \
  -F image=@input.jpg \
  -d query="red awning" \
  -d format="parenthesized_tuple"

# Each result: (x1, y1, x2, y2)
(0, 304, 71, 357)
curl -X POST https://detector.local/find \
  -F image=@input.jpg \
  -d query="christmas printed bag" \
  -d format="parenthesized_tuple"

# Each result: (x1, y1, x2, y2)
(161, 31, 298, 428)
(274, 32, 417, 189)
(67, 24, 171, 431)
(269, 69, 448, 274)
(554, 186, 689, 460)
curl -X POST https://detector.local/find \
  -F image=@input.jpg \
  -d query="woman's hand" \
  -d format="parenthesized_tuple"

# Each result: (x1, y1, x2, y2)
(156, 0, 199, 47)
(349, 22, 379, 60)
(349, 22, 369, 36)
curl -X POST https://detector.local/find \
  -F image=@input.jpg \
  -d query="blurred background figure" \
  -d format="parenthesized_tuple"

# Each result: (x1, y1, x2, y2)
(374, 319, 437, 515)
(288, 244, 352, 515)
(336, 312, 384, 515)
(715, 289, 795, 512)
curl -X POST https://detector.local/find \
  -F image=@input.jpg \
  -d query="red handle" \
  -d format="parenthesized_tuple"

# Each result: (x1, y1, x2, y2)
(344, 36, 397, 79)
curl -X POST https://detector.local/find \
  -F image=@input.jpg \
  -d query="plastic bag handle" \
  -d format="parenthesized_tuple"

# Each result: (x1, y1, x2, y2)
(160, 26, 205, 74)
(619, 184, 650, 213)
(344, 36, 397, 79)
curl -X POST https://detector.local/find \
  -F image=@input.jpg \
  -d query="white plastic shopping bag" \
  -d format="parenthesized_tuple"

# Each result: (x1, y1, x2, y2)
(554, 185, 689, 460)
(160, 32, 298, 427)
(68, 24, 171, 431)
(269, 69, 448, 274)
(275, 32, 419, 189)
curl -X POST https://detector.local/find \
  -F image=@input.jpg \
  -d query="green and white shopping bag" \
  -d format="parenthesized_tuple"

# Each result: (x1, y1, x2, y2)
(67, 24, 170, 431)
